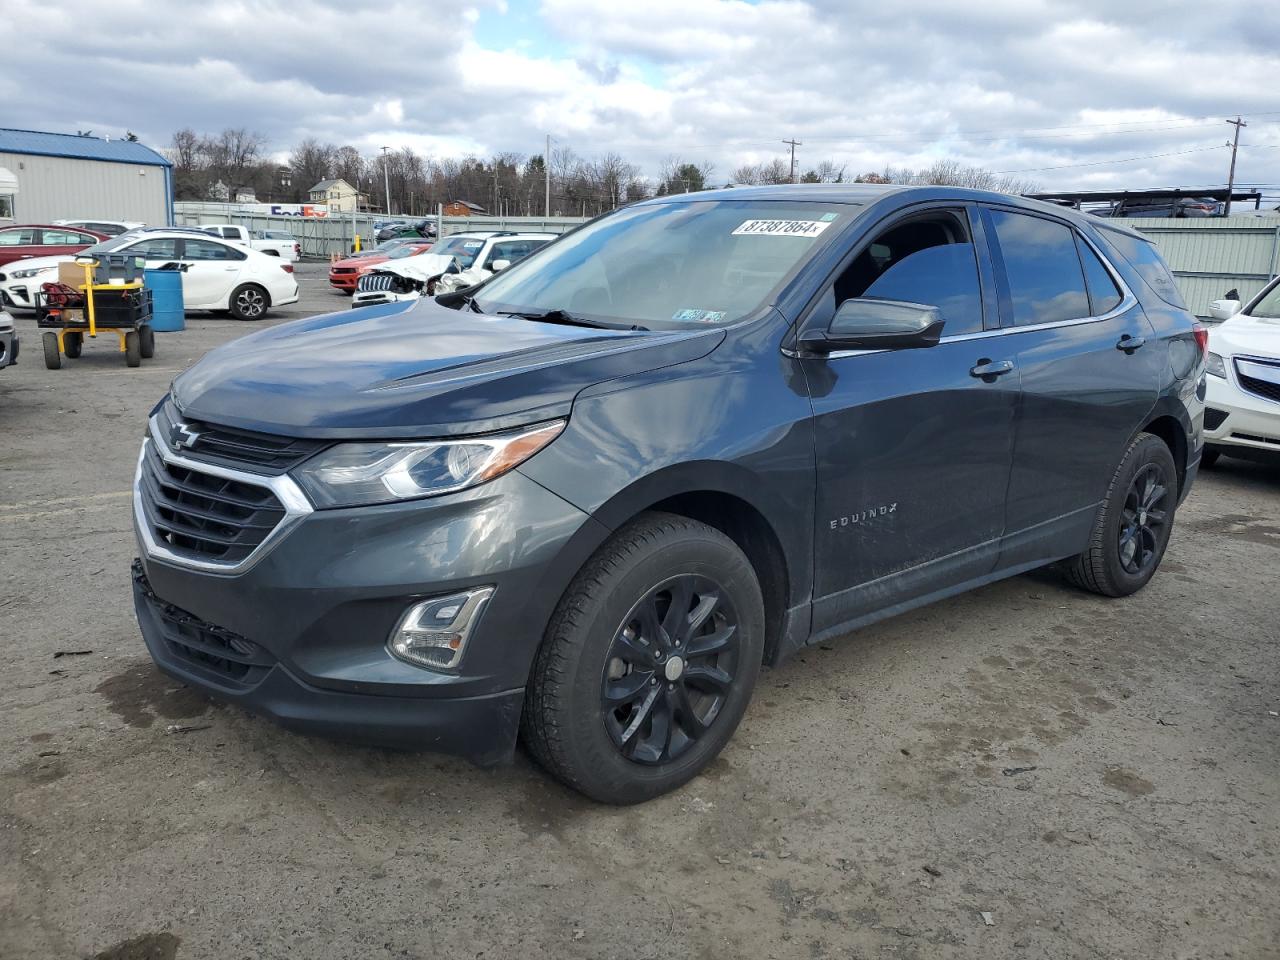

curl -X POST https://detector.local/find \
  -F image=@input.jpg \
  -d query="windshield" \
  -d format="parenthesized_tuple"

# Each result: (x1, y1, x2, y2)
(1248, 279, 1280, 319)
(433, 235, 488, 268)
(386, 243, 431, 260)
(83, 233, 145, 256)
(475, 200, 854, 328)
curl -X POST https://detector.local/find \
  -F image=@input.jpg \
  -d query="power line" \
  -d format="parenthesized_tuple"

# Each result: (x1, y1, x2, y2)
(993, 144, 1226, 174)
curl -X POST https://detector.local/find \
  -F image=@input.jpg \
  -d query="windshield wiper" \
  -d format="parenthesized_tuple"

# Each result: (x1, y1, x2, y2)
(497, 309, 648, 332)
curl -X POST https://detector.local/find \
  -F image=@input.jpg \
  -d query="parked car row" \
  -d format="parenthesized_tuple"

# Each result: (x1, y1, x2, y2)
(0, 228, 298, 320)
(352, 231, 555, 305)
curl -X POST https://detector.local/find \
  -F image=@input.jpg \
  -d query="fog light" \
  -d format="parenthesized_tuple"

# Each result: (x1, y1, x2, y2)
(389, 587, 494, 671)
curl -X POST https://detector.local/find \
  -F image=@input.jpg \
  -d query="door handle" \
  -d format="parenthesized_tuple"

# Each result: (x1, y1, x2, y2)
(1116, 334, 1147, 353)
(970, 359, 1015, 381)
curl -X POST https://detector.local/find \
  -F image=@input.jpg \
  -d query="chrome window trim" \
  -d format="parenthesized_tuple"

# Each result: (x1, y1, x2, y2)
(786, 225, 1139, 360)
(134, 414, 314, 576)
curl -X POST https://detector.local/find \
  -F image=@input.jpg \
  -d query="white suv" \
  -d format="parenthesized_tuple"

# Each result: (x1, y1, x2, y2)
(1204, 278, 1280, 466)
(352, 231, 555, 307)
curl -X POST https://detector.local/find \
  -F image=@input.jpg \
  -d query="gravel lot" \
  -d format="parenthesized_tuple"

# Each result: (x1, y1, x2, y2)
(2, 264, 1277, 960)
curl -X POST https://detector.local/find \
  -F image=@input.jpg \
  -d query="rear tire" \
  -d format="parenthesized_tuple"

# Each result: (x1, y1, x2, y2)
(42, 332, 60, 370)
(62, 332, 82, 359)
(1061, 433, 1177, 597)
(228, 283, 269, 321)
(139, 325, 155, 359)
(522, 512, 764, 804)
(124, 331, 141, 367)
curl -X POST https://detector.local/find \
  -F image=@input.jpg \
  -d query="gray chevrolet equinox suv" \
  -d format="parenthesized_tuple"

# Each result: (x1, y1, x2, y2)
(132, 185, 1205, 803)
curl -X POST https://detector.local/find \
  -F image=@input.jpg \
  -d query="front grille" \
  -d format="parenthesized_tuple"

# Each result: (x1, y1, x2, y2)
(331, 268, 356, 276)
(1204, 407, 1229, 431)
(1235, 358, 1280, 404)
(356, 272, 402, 293)
(139, 440, 286, 564)
(158, 399, 324, 473)
(133, 560, 275, 685)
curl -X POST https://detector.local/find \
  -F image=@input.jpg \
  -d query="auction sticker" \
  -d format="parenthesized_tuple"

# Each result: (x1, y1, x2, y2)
(732, 219, 832, 238)
(672, 308, 726, 323)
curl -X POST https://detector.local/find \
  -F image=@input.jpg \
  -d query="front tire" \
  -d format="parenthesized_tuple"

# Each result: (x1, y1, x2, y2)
(228, 283, 269, 321)
(42, 332, 60, 370)
(1062, 433, 1178, 597)
(522, 512, 764, 804)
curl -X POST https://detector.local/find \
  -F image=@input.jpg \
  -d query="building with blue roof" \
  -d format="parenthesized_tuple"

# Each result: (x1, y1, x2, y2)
(0, 128, 173, 226)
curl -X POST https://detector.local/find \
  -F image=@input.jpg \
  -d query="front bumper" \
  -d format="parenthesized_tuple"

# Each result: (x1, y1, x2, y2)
(132, 441, 607, 763)
(1205, 371, 1280, 456)
(329, 273, 360, 291)
(0, 324, 15, 369)
(133, 562, 524, 762)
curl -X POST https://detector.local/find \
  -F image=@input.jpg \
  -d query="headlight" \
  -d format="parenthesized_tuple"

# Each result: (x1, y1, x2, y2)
(1206, 351, 1227, 379)
(292, 420, 565, 508)
(10, 266, 53, 279)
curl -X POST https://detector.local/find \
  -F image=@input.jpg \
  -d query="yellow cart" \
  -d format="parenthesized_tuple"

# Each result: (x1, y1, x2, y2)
(39, 259, 154, 369)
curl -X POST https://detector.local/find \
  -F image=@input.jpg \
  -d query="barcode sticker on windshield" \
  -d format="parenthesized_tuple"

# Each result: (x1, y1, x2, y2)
(732, 219, 832, 238)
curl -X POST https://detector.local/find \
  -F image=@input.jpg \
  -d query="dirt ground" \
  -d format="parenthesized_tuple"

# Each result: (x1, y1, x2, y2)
(2, 265, 1278, 960)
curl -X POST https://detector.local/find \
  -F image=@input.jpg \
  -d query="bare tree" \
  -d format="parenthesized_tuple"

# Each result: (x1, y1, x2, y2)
(289, 138, 335, 201)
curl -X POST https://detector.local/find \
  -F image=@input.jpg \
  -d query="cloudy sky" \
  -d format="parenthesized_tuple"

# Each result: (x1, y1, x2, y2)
(6, 0, 1279, 194)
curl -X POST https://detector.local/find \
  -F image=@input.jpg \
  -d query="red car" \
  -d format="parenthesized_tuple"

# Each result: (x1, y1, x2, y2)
(0, 224, 108, 267)
(328, 240, 436, 293)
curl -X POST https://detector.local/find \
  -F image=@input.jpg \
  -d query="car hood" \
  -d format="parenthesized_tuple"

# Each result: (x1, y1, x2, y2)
(1210, 313, 1280, 359)
(370, 253, 455, 282)
(0, 254, 71, 276)
(172, 298, 724, 439)
(334, 254, 387, 269)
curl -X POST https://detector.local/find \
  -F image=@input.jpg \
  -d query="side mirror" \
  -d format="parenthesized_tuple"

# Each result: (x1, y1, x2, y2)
(1208, 299, 1242, 321)
(800, 298, 945, 353)
(491, 259, 511, 272)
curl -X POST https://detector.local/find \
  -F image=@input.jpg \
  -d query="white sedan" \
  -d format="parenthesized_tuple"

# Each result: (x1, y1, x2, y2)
(1203, 279, 1280, 466)
(0, 229, 298, 321)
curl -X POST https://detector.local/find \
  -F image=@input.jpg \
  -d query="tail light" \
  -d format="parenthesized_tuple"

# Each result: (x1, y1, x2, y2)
(280, 263, 294, 274)
(1192, 322, 1209, 357)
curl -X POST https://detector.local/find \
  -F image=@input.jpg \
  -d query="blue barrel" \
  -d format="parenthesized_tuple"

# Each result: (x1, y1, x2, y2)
(144, 268, 185, 331)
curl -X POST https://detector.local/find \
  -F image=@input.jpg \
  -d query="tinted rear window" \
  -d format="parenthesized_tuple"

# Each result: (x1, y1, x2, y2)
(1098, 228, 1186, 310)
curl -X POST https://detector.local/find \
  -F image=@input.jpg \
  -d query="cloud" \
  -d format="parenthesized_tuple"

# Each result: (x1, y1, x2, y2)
(3, 0, 1278, 194)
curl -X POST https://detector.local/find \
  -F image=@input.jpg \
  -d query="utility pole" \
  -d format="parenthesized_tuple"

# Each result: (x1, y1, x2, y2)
(380, 145, 392, 216)
(1224, 116, 1247, 216)
(544, 134, 552, 218)
(782, 138, 803, 184)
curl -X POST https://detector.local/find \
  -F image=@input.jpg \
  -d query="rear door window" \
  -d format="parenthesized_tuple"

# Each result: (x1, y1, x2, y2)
(183, 238, 246, 261)
(987, 210, 1089, 325)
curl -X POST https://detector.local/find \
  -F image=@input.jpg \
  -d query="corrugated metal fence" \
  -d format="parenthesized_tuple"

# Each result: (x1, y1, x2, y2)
(173, 202, 587, 259)
(1122, 217, 1280, 317)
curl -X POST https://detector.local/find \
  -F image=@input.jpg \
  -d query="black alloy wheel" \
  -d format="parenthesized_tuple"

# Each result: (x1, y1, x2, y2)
(1061, 432, 1178, 597)
(601, 574, 739, 765)
(1117, 463, 1170, 576)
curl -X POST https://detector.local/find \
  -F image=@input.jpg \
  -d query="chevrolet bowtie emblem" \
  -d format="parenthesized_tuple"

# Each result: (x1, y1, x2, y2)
(169, 421, 201, 451)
